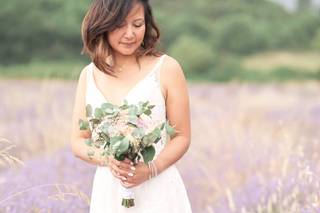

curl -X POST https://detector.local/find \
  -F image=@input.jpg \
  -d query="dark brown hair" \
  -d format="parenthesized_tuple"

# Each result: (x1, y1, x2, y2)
(81, 0, 162, 77)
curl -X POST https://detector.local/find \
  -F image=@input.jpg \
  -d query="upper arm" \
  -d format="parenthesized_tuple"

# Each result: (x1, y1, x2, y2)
(70, 65, 91, 143)
(161, 56, 191, 142)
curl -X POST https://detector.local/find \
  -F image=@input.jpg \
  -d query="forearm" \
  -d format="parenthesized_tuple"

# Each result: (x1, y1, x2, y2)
(154, 135, 190, 174)
(71, 137, 107, 167)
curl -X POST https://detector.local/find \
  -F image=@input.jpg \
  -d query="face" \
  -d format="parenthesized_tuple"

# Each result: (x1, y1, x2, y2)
(107, 2, 146, 57)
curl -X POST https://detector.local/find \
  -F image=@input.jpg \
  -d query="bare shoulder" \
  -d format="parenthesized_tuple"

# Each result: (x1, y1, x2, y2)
(78, 63, 91, 83)
(161, 54, 186, 87)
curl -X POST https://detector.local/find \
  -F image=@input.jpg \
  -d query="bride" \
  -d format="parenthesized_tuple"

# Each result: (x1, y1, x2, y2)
(70, 0, 192, 212)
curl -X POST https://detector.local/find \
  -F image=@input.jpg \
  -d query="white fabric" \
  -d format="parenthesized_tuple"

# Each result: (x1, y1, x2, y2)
(85, 54, 192, 213)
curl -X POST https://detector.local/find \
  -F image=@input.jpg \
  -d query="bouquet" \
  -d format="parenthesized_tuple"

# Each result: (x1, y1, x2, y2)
(79, 100, 175, 208)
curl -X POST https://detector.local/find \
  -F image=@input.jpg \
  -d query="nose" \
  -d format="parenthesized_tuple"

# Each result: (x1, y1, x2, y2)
(124, 25, 135, 40)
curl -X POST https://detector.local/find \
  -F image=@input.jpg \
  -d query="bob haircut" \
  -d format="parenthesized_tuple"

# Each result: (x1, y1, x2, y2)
(81, 0, 162, 77)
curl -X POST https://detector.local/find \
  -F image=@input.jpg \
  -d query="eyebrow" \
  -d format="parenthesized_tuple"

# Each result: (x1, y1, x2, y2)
(133, 18, 144, 21)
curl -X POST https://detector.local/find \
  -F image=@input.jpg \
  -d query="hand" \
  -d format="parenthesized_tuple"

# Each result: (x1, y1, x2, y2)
(108, 156, 136, 182)
(120, 161, 150, 189)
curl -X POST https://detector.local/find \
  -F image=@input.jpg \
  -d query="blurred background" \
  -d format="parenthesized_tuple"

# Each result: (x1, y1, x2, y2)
(0, 0, 320, 212)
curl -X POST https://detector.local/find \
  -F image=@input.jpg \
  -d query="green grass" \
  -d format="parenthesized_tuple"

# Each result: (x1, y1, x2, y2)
(0, 60, 319, 82)
(0, 61, 87, 80)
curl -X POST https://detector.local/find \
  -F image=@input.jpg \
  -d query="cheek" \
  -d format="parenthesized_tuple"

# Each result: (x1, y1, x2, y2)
(137, 27, 146, 40)
(108, 31, 121, 44)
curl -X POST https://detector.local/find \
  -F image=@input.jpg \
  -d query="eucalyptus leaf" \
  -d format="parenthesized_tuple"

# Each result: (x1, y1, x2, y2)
(79, 119, 89, 130)
(142, 133, 157, 146)
(110, 135, 124, 145)
(148, 104, 155, 109)
(128, 105, 138, 115)
(159, 122, 165, 130)
(112, 141, 121, 154)
(132, 128, 145, 139)
(153, 128, 161, 138)
(141, 146, 155, 164)
(86, 104, 92, 117)
(142, 101, 149, 107)
(165, 122, 176, 136)
(101, 103, 114, 110)
(84, 138, 93, 146)
(144, 109, 151, 116)
(128, 115, 138, 125)
(117, 137, 130, 155)
(94, 108, 104, 118)
(100, 123, 110, 134)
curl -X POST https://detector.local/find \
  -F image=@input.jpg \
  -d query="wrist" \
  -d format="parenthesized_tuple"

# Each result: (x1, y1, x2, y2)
(99, 156, 109, 167)
(153, 158, 164, 174)
(147, 160, 158, 180)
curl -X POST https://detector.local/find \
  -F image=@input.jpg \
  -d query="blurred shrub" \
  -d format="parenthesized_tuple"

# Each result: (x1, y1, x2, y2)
(210, 15, 269, 54)
(0, 0, 88, 64)
(207, 55, 242, 82)
(168, 35, 215, 77)
(274, 14, 320, 49)
(311, 29, 320, 50)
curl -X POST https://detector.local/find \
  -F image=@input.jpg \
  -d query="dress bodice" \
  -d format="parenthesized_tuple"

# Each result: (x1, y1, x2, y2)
(85, 54, 168, 156)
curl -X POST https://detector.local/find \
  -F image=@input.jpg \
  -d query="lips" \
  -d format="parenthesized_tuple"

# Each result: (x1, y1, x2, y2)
(121, 42, 135, 45)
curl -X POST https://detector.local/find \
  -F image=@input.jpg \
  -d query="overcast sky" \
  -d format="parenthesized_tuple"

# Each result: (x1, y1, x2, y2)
(271, 0, 320, 11)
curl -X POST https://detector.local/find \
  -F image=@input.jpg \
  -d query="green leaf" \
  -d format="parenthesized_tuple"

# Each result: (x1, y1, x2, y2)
(117, 137, 130, 154)
(165, 121, 176, 136)
(148, 104, 155, 109)
(84, 138, 93, 146)
(128, 105, 138, 115)
(153, 128, 161, 138)
(94, 108, 104, 118)
(110, 135, 124, 146)
(79, 119, 89, 130)
(159, 122, 165, 130)
(142, 132, 158, 146)
(101, 102, 114, 110)
(144, 109, 151, 116)
(142, 101, 149, 107)
(128, 115, 138, 125)
(132, 128, 145, 139)
(86, 104, 92, 117)
(141, 146, 155, 164)
(100, 123, 110, 134)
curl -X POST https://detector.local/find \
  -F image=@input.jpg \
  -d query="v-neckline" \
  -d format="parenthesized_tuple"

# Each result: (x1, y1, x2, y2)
(91, 55, 165, 107)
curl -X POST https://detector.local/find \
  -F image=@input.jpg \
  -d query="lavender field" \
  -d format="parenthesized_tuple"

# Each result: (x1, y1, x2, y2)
(0, 79, 320, 212)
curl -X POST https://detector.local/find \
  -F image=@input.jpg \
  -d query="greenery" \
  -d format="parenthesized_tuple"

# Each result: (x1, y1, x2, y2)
(1, 0, 320, 82)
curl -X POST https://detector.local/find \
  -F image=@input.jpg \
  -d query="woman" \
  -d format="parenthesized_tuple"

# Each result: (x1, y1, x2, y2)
(70, 0, 192, 212)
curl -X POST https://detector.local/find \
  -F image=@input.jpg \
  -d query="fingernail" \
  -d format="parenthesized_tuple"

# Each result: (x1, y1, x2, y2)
(128, 172, 134, 177)
(130, 162, 134, 166)
(122, 177, 127, 180)
(130, 166, 136, 171)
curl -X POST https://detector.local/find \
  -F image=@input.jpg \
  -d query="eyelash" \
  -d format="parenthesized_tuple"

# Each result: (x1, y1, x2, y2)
(117, 23, 144, 28)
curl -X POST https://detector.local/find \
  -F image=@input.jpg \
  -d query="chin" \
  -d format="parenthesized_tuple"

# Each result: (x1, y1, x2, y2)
(117, 47, 139, 56)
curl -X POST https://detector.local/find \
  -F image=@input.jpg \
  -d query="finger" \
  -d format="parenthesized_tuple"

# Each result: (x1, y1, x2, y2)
(115, 161, 136, 174)
(124, 158, 134, 165)
(117, 160, 133, 170)
(121, 180, 135, 188)
(110, 168, 127, 181)
(112, 164, 134, 178)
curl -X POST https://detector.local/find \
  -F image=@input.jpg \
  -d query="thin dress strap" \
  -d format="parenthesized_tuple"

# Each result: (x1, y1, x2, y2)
(155, 54, 167, 96)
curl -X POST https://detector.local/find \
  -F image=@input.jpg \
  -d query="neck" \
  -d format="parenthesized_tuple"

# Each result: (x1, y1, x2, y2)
(114, 53, 138, 66)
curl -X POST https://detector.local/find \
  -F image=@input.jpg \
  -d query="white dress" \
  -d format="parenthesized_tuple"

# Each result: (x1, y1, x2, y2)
(85, 54, 192, 213)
